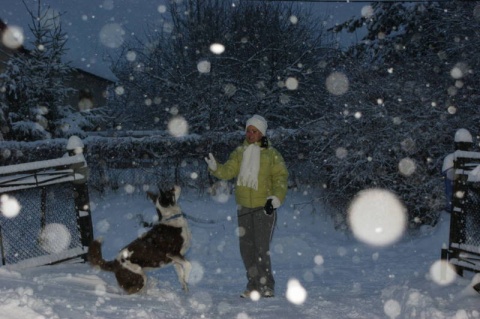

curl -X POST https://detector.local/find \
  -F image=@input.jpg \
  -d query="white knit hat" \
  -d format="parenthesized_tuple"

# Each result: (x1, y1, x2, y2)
(245, 115, 267, 135)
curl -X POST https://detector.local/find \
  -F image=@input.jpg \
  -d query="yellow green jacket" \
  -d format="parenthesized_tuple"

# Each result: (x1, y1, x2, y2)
(210, 139, 288, 208)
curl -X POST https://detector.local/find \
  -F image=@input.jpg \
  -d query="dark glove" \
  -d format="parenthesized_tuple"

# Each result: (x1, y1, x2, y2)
(264, 199, 275, 216)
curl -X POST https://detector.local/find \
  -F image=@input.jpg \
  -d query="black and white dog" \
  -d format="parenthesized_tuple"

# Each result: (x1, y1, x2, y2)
(88, 186, 191, 294)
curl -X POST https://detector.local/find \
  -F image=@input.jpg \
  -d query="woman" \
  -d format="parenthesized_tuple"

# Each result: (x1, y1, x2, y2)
(205, 114, 288, 298)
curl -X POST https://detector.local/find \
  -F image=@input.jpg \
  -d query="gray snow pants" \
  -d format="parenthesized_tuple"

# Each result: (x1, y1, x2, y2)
(237, 206, 276, 292)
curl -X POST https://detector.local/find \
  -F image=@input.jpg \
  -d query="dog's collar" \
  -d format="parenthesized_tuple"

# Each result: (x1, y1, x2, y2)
(164, 213, 184, 222)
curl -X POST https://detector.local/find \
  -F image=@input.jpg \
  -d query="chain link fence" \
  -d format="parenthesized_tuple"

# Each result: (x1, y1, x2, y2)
(463, 182, 480, 247)
(0, 137, 93, 268)
(0, 184, 82, 265)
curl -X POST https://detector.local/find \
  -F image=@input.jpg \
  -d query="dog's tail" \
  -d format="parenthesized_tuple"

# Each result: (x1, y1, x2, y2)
(88, 238, 119, 272)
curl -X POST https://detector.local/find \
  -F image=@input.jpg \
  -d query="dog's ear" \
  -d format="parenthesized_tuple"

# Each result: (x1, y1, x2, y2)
(173, 185, 181, 202)
(146, 191, 157, 203)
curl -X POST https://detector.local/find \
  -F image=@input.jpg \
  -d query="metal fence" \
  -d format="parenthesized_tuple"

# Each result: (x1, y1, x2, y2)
(0, 185, 82, 265)
(462, 182, 480, 248)
(0, 137, 93, 268)
(442, 130, 480, 275)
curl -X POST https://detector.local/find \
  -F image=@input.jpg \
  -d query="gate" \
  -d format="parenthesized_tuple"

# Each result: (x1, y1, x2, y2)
(0, 136, 93, 268)
(441, 129, 480, 277)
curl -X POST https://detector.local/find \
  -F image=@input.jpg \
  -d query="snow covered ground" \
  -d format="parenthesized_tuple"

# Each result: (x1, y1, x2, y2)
(0, 185, 479, 319)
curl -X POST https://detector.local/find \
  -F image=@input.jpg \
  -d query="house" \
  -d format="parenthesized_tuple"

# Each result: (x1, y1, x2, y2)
(0, 19, 116, 111)
(67, 67, 116, 111)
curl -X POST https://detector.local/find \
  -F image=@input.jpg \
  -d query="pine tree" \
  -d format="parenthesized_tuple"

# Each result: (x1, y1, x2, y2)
(1, 1, 75, 140)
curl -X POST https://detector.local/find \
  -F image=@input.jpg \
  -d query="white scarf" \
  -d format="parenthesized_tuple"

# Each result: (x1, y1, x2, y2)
(237, 144, 261, 190)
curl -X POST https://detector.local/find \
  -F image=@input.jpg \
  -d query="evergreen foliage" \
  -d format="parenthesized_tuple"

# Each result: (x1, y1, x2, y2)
(0, 1, 78, 140)
(321, 1, 480, 228)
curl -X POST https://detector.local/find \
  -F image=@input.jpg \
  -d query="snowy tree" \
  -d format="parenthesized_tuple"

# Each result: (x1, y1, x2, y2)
(0, 1, 76, 141)
(102, 0, 480, 231)
(318, 1, 480, 228)
(108, 0, 335, 132)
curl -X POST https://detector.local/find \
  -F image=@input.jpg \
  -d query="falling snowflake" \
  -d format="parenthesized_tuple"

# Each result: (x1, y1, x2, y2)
(39, 223, 72, 254)
(2, 25, 24, 49)
(286, 278, 307, 305)
(348, 188, 407, 247)
(0, 194, 21, 218)
(168, 116, 189, 137)
(326, 72, 349, 96)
